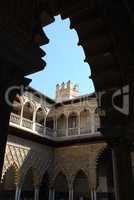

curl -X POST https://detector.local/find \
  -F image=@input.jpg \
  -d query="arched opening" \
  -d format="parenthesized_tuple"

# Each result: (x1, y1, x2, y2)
(46, 117, 54, 129)
(22, 102, 34, 129)
(68, 112, 78, 136)
(23, 102, 34, 121)
(73, 170, 90, 200)
(10, 95, 22, 125)
(35, 107, 46, 134)
(46, 116, 55, 137)
(80, 109, 91, 135)
(28, 15, 94, 137)
(57, 114, 67, 137)
(0, 164, 18, 199)
(54, 172, 69, 200)
(39, 171, 49, 200)
(95, 109, 100, 132)
(36, 107, 45, 125)
(20, 168, 34, 199)
(96, 149, 114, 200)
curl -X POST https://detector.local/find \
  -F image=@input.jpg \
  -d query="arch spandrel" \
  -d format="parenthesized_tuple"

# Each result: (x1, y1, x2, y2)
(73, 169, 91, 199)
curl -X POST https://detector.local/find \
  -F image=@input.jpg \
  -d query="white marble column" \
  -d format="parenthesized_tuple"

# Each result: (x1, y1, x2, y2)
(91, 190, 94, 200)
(52, 189, 55, 200)
(78, 112, 81, 135)
(33, 110, 37, 131)
(66, 113, 69, 136)
(54, 115, 57, 136)
(15, 186, 21, 200)
(34, 186, 40, 200)
(69, 186, 73, 200)
(91, 190, 97, 200)
(49, 188, 55, 200)
(20, 104, 24, 127)
(49, 188, 52, 200)
(91, 112, 95, 134)
(94, 190, 97, 200)
(44, 116, 46, 135)
(80, 197, 84, 200)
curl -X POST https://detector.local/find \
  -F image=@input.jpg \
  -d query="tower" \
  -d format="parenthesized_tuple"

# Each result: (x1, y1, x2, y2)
(55, 81, 79, 102)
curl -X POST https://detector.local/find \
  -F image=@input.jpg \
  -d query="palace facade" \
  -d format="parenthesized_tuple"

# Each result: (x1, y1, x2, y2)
(0, 81, 133, 200)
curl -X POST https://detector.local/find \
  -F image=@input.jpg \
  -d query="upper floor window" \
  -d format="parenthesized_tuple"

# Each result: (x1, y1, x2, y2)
(23, 102, 34, 121)
(36, 107, 45, 126)
(68, 112, 78, 128)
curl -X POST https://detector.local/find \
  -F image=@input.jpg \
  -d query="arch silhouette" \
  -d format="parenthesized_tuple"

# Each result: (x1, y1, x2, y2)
(39, 171, 50, 200)
(96, 148, 114, 196)
(73, 170, 90, 200)
(23, 101, 34, 121)
(20, 168, 34, 199)
(35, 107, 46, 125)
(54, 172, 69, 200)
(46, 116, 54, 130)
(57, 114, 67, 136)
(80, 109, 91, 134)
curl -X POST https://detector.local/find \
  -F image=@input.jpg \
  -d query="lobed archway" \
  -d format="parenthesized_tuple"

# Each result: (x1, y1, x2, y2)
(73, 170, 90, 200)
(1, 163, 19, 199)
(23, 102, 34, 121)
(20, 168, 34, 199)
(46, 115, 55, 136)
(54, 172, 69, 200)
(96, 148, 114, 200)
(35, 107, 46, 126)
(22, 102, 34, 129)
(57, 114, 67, 137)
(80, 109, 91, 134)
(46, 117, 54, 130)
(39, 171, 50, 200)
(35, 107, 46, 134)
(68, 112, 78, 136)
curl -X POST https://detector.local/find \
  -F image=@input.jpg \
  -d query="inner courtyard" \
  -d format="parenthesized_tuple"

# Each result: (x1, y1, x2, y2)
(0, 1, 133, 200)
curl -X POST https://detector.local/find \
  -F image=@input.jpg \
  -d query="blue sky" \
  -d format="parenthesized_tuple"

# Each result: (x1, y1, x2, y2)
(28, 15, 94, 98)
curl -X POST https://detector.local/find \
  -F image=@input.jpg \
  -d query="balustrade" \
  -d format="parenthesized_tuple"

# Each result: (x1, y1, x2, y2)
(35, 123, 45, 135)
(80, 127, 92, 135)
(46, 127, 55, 137)
(10, 113, 21, 125)
(57, 129, 66, 137)
(68, 128, 78, 136)
(22, 118, 33, 129)
(9, 112, 100, 139)
(24, 92, 44, 104)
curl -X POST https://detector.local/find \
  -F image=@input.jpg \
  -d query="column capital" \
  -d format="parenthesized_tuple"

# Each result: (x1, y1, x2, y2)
(34, 185, 40, 189)
(49, 188, 55, 200)
(68, 183, 73, 200)
(68, 182, 73, 190)
(33, 178, 41, 188)
(15, 186, 21, 200)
